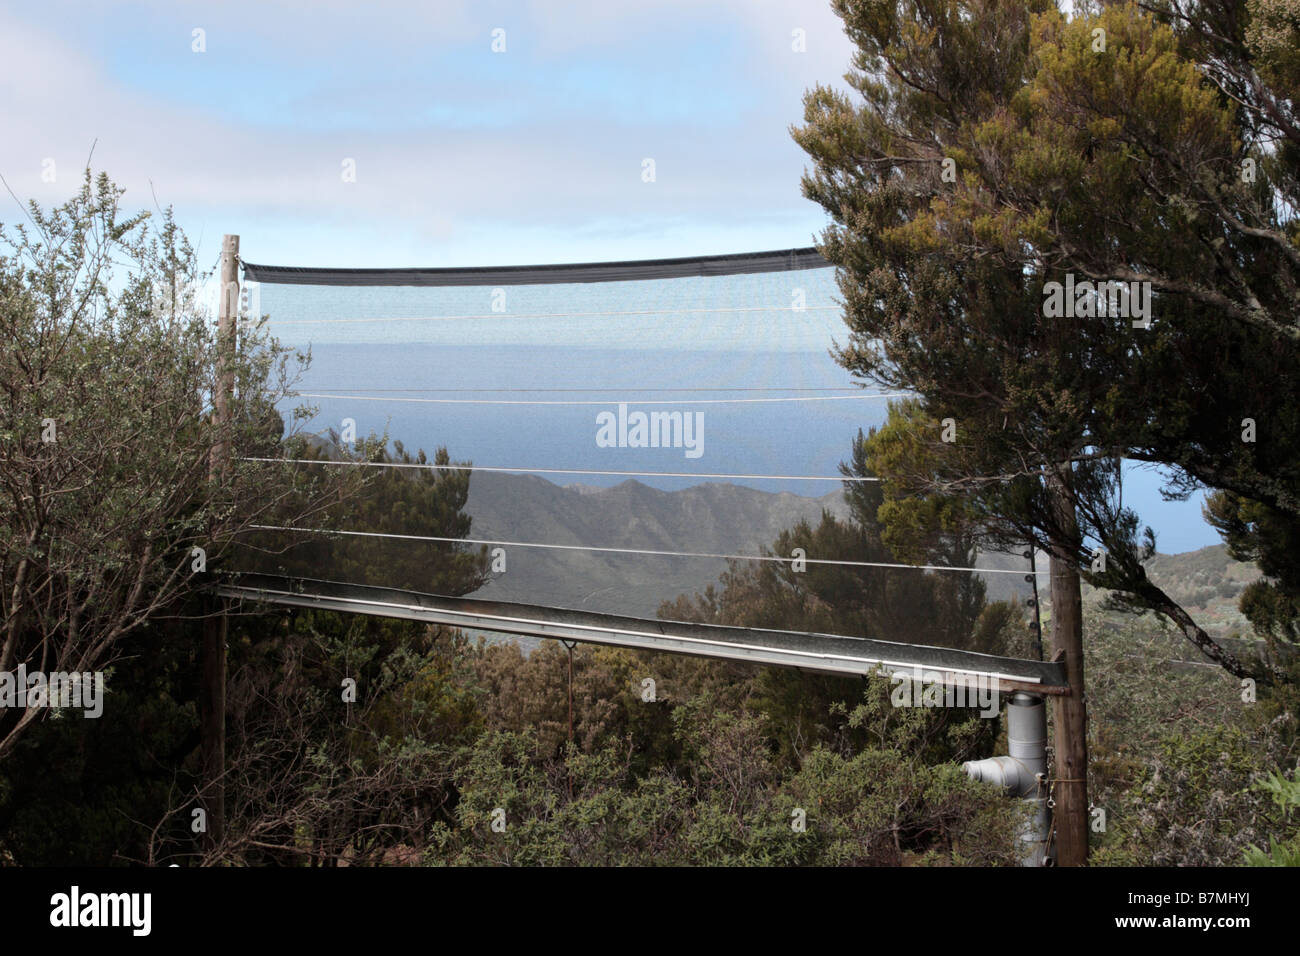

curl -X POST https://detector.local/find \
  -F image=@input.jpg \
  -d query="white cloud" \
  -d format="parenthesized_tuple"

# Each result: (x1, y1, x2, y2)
(0, 1, 855, 267)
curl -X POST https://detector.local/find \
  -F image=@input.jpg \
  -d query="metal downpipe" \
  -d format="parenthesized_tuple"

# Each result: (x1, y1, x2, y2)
(964, 692, 1052, 866)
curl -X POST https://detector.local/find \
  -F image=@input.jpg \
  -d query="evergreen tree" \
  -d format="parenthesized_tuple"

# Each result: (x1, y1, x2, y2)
(791, 0, 1295, 679)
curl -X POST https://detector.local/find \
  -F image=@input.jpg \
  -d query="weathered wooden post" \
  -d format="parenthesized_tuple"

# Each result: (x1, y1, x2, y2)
(1048, 464, 1089, 866)
(201, 233, 238, 851)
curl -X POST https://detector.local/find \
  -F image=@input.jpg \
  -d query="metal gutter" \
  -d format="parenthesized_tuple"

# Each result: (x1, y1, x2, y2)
(215, 573, 1069, 695)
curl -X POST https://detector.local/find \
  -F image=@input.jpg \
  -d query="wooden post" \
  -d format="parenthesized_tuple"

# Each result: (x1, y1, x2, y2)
(565, 641, 575, 801)
(201, 234, 238, 851)
(1047, 464, 1089, 866)
(212, 234, 238, 481)
(200, 611, 227, 849)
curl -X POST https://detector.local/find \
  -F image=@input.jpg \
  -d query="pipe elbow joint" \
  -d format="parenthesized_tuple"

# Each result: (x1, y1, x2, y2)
(964, 755, 1040, 797)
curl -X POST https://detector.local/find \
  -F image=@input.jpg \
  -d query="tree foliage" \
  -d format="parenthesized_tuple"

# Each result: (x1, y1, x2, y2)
(0, 171, 361, 760)
(791, 0, 1300, 677)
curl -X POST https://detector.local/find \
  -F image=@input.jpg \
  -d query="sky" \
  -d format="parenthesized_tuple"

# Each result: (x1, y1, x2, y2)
(0, 0, 856, 269)
(0, 0, 1223, 553)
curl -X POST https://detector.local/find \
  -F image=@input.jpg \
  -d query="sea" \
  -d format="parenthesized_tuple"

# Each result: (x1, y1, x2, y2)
(253, 270, 1216, 553)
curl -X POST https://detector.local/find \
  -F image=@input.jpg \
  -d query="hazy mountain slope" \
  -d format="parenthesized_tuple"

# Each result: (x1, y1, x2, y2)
(463, 472, 1264, 650)
(1082, 544, 1261, 637)
(465, 473, 849, 617)
(465, 473, 1039, 618)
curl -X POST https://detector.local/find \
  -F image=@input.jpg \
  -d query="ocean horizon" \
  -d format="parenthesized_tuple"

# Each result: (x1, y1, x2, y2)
(258, 277, 1221, 554)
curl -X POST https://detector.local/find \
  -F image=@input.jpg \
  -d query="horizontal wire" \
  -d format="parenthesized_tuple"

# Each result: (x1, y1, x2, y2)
(295, 391, 904, 406)
(244, 524, 1045, 575)
(239, 456, 882, 482)
(266, 305, 842, 325)
(299, 386, 868, 393)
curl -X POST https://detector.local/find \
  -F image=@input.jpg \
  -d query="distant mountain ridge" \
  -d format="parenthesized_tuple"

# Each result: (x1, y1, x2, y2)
(1081, 544, 1261, 638)
(465, 473, 850, 617)
(463, 472, 1261, 641)
(465, 472, 1043, 619)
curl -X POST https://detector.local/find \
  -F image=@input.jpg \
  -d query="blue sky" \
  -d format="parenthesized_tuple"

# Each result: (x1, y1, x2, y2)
(0, 0, 1223, 552)
(1, 0, 855, 268)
